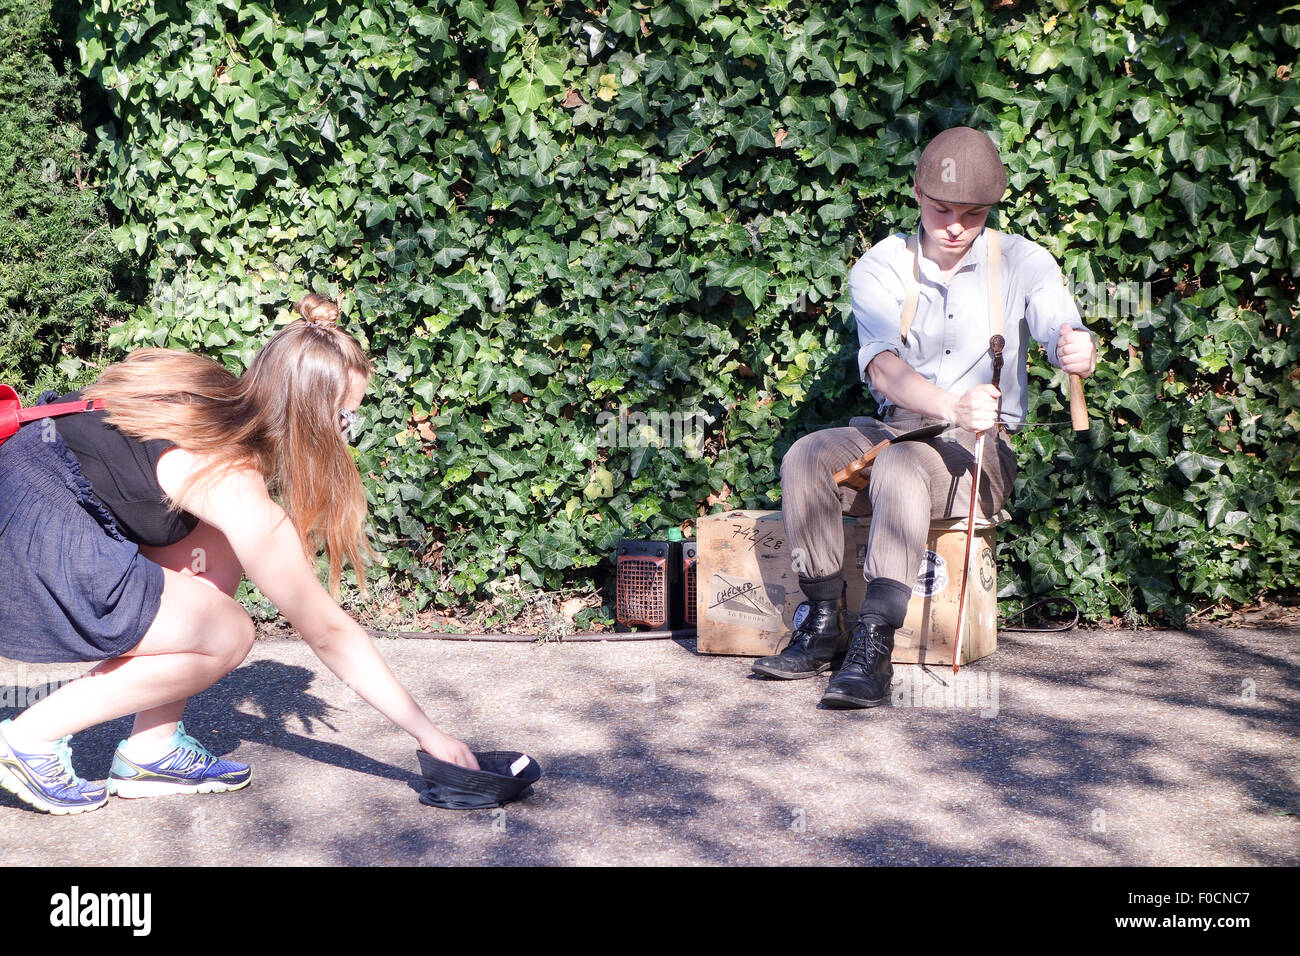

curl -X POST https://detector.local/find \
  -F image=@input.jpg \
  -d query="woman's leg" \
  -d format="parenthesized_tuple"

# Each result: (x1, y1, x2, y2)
(7, 564, 253, 744)
(137, 520, 244, 597)
(119, 522, 245, 750)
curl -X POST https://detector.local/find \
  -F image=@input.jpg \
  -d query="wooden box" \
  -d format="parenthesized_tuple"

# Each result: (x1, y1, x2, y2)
(695, 509, 998, 666)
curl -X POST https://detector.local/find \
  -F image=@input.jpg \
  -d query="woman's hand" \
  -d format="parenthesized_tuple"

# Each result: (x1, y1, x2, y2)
(419, 731, 480, 771)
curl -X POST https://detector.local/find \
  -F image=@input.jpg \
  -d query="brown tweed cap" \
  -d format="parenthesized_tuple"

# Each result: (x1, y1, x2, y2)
(915, 127, 1008, 205)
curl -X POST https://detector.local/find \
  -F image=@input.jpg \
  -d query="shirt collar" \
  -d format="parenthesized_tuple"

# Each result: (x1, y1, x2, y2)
(914, 226, 990, 281)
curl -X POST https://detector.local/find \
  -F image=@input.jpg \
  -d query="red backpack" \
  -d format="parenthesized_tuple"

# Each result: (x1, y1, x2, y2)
(0, 385, 104, 446)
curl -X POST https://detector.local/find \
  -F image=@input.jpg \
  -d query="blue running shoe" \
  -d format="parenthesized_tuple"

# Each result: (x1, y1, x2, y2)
(0, 720, 108, 815)
(106, 721, 251, 798)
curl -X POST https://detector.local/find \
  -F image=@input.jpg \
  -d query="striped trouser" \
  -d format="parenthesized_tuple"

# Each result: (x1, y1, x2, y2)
(779, 412, 1017, 586)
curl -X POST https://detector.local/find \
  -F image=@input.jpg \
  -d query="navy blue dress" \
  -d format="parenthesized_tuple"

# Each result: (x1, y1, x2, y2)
(0, 393, 194, 664)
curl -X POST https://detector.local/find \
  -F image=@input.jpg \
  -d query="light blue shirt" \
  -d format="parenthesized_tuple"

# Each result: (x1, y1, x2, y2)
(851, 228, 1088, 427)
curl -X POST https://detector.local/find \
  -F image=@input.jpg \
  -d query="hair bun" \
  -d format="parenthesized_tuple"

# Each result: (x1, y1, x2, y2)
(294, 293, 340, 327)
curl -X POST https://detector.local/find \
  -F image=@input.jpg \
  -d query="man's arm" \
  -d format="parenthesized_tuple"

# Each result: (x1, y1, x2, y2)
(867, 352, 1001, 433)
(1022, 242, 1098, 378)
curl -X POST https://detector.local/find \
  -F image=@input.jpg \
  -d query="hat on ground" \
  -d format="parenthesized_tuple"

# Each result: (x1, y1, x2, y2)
(914, 126, 1007, 206)
(416, 749, 543, 810)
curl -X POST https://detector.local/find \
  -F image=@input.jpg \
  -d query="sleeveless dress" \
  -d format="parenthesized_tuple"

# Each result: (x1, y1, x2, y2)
(0, 392, 197, 664)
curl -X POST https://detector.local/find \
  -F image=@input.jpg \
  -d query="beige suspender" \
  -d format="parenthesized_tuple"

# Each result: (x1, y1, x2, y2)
(899, 229, 1003, 344)
(899, 235, 921, 345)
(985, 229, 1003, 339)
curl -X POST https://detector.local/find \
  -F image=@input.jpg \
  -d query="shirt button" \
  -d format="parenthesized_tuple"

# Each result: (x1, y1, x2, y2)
(947, 314, 954, 320)
(945, 349, 951, 354)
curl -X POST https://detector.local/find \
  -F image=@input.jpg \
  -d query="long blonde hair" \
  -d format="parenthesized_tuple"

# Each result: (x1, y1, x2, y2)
(85, 294, 375, 597)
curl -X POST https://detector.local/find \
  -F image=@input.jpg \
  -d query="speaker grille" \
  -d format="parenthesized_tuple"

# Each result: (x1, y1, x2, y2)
(682, 548, 697, 627)
(616, 555, 668, 629)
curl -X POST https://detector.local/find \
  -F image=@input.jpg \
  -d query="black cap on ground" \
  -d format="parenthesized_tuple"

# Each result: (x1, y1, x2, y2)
(416, 749, 543, 810)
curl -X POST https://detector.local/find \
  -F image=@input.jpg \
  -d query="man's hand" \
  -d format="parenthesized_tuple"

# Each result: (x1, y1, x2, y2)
(1057, 322, 1097, 378)
(952, 383, 1001, 433)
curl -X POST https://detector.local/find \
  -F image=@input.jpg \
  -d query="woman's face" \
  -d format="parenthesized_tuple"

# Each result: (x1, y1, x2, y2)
(339, 370, 368, 440)
(342, 370, 367, 413)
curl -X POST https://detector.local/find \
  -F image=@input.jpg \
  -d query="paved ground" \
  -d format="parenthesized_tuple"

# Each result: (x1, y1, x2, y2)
(1, 626, 1296, 866)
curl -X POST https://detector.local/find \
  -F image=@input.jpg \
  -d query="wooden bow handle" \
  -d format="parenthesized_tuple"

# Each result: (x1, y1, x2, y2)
(1068, 373, 1089, 432)
(833, 439, 889, 490)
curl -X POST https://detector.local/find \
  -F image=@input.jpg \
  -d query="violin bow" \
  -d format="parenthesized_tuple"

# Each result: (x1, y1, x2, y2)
(952, 334, 1004, 673)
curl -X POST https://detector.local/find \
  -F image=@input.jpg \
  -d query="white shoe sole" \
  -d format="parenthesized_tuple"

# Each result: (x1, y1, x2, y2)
(106, 775, 251, 798)
(0, 762, 107, 815)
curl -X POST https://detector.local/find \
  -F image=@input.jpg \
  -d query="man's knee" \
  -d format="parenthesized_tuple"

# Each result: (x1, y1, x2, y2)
(781, 429, 857, 489)
(781, 432, 821, 486)
(870, 442, 931, 491)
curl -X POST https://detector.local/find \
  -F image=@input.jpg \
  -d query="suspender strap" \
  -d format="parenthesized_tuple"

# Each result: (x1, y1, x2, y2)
(986, 229, 1003, 338)
(16, 399, 105, 424)
(899, 229, 1004, 342)
(899, 235, 921, 346)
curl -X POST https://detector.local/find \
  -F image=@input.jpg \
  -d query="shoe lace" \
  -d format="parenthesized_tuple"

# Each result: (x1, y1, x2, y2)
(170, 722, 216, 769)
(845, 618, 888, 668)
(788, 614, 815, 649)
(33, 736, 82, 788)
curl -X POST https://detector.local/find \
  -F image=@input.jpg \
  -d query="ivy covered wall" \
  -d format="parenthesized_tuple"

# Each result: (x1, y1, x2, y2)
(63, 0, 1300, 624)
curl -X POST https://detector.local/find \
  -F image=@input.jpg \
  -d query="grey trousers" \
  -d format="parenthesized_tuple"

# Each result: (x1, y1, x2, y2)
(780, 412, 1017, 586)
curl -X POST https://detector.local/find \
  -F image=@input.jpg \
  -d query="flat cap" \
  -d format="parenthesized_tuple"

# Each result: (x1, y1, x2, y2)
(915, 127, 1007, 205)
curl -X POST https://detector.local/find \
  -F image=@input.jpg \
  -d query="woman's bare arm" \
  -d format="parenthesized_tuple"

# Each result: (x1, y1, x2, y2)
(155, 449, 479, 769)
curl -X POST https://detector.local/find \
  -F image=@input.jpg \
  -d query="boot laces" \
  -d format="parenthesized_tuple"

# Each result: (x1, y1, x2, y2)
(787, 605, 824, 650)
(845, 619, 888, 668)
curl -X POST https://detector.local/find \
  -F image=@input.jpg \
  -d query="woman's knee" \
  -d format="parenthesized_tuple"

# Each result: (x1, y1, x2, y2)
(214, 601, 255, 672)
(130, 570, 253, 668)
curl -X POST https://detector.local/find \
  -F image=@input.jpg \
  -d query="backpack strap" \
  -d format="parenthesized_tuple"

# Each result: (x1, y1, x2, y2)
(0, 387, 105, 445)
(16, 398, 105, 424)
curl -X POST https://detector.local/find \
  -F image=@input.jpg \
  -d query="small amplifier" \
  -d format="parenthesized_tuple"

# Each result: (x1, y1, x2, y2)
(681, 541, 697, 628)
(615, 538, 681, 630)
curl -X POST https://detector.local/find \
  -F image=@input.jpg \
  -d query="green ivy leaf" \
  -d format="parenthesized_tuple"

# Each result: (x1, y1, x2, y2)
(1169, 172, 1212, 223)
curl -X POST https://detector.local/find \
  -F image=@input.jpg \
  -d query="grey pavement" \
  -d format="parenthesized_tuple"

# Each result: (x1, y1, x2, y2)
(1, 626, 1296, 866)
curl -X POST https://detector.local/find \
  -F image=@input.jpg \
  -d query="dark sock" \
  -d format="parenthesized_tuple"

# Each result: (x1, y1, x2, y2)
(799, 571, 845, 603)
(858, 578, 913, 629)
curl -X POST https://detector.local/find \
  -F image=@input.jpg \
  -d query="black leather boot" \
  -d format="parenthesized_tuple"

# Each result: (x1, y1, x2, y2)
(751, 598, 850, 680)
(819, 620, 895, 708)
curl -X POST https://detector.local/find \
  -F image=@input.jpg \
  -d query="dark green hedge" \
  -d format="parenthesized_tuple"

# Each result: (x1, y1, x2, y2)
(70, 0, 1300, 624)
(0, 0, 134, 397)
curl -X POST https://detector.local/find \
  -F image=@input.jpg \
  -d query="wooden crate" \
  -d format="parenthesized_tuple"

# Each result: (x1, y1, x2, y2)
(696, 509, 998, 666)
